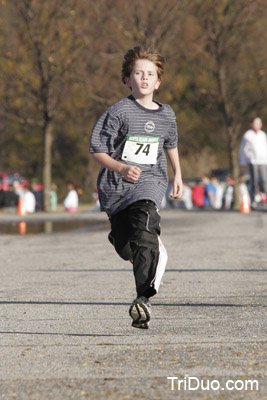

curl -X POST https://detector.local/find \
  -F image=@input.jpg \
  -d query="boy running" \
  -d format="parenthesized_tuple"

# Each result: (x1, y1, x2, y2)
(89, 46, 183, 329)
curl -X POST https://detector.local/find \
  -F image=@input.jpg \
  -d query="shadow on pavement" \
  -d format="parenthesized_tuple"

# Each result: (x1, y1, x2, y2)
(36, 268, 267, 273)
(0, 331, 127, 337)
(0, 300, 264, 307)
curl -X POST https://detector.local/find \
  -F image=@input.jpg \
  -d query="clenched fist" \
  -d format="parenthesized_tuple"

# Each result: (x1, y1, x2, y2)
(120, 165, 142, 182)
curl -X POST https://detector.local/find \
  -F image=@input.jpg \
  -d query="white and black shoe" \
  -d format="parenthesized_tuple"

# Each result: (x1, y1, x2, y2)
(129, 296, 151, 329)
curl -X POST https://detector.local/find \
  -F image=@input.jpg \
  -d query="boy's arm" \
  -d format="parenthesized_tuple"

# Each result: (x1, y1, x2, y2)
(92, 152, 141, 183)
(165, 147, 183, 198)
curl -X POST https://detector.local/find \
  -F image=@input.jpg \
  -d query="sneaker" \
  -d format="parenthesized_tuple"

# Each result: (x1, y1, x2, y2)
(132, 320, 149, 329)
(129, 296, 151, 329)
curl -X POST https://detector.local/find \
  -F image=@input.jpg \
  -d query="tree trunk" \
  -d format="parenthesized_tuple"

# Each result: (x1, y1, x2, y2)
(43, 120, 53, 212)
(216, 63, 240, 209)
(227, 126, 240, 210)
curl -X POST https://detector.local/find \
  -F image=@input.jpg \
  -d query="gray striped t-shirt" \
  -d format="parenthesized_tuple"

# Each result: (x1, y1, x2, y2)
(89, 95, 178, 216)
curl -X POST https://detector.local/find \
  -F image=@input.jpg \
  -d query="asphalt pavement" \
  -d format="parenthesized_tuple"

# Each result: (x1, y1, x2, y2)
(0, 209, 266, 400)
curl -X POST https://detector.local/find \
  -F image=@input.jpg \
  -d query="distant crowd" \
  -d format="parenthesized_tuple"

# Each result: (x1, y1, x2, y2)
(1, 117, 266, 214)
(163, 116, 267, 211)
(0, 180, 80, 213)
(162, 174, 256, 211)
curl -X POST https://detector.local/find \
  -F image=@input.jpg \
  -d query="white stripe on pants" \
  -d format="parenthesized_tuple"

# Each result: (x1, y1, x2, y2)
(153, 236, 168, 293)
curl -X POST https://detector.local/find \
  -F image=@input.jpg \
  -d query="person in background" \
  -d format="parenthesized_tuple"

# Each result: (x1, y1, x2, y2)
(179, 182, 193, 210)
(191, 180, 205, 208)
(50, 183, 58, 212)
(63, 181, 79, 212)
(24, 185, 36, 213)
(0, 186, 19, 209)
(224, 177, 235, 210)
(91, 187, 100, 211)
(239, 117, 267, 206)
(202, 175, 216, 208)
(210, 176, 224, 210)
(0, 190, 5, 208)
(32, 181, 43, 211)
(13, 180, 24, 199)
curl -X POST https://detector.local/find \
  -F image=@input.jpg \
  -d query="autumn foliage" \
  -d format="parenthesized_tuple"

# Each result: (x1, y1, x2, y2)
(0, 0, 266, 209)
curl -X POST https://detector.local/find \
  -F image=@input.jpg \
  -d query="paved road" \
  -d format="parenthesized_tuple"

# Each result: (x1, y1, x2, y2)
(0, 210, 266, 400)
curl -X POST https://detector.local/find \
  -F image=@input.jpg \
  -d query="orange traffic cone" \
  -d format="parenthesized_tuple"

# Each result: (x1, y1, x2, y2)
(17, 198, 27, 216)
(240, 193, 251, 213)
(18, 221, 27, 235)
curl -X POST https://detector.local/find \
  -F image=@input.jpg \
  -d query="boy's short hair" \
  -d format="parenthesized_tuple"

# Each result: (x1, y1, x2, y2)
(121, 45, 165, 84)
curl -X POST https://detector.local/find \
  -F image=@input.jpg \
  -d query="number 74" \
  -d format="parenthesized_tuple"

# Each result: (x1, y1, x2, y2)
(135, 143, 150, 156)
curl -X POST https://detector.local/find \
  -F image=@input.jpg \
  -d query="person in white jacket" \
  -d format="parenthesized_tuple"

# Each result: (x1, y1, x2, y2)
(63, 181, 79, 212)
(239, 117, 267, 204)
(24, 186, 36, 213)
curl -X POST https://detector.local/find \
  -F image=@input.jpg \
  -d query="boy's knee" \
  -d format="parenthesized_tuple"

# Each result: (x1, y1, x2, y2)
(108, 232, 133, 262)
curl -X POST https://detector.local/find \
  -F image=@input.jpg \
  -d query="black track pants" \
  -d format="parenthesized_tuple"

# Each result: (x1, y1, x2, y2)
(109, 200, 166, 298)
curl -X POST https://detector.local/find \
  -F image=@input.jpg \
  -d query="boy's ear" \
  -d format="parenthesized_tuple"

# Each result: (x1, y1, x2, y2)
(124, 76, 131, 87)
(155, 79, 161, 90)
(125, 77, 132, 90)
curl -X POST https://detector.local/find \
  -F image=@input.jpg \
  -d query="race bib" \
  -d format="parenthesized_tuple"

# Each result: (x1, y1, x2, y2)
(121, 135, 160, 164)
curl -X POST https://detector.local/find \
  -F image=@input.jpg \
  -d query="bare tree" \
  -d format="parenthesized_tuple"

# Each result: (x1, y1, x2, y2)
(0, 0, 85, 210)
(1, 0, 266, 200)
(190, 0, 267, 206)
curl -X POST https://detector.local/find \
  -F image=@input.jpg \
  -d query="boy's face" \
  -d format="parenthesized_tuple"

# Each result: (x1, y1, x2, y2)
(125, 59, 161, 98)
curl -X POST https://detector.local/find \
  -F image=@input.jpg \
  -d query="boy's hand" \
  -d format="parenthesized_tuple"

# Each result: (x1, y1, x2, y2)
(92, 153, 142, 183)
(169, 177, 183, 199)
(120, 165, 142, 182)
